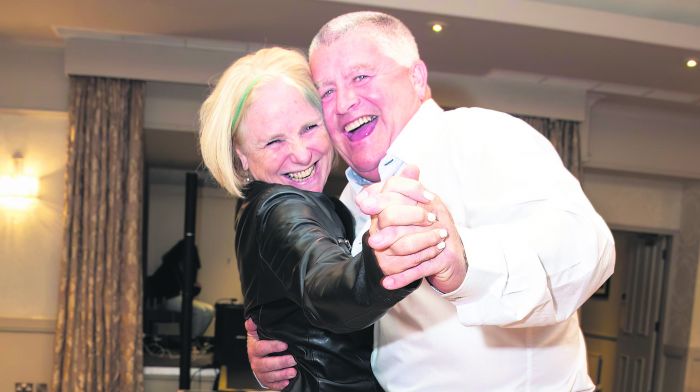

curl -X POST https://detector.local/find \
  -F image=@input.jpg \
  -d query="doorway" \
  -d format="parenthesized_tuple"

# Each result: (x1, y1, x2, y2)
(580, 229, 671, 392)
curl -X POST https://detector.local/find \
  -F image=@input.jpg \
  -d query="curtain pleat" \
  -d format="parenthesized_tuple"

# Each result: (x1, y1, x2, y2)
(52, 76, 145, 392)
(514, 115, 581, 179)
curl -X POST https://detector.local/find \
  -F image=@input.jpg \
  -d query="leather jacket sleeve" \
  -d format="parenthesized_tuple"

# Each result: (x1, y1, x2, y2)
(254, 189, 418, 334)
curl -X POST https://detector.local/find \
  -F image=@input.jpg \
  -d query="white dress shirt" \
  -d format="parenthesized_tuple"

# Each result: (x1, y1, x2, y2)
(340, 100, 615, 391)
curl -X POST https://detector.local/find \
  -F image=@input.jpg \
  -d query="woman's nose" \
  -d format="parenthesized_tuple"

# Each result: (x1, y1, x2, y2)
(288, 140, 312, 163)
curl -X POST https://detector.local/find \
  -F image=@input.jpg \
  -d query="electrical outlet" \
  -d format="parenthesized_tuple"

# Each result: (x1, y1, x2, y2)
(15, 382, 33, 392)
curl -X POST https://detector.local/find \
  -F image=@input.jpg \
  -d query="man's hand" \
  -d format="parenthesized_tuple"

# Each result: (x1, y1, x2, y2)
(245, 318, 297, 390)
(356, 165, 468, 293)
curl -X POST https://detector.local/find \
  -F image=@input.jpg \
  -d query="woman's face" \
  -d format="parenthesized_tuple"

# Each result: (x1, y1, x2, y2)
(236, 78, 333, 193)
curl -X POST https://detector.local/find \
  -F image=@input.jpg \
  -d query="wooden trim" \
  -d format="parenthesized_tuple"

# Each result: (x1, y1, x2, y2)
(0, 317, 56, 333)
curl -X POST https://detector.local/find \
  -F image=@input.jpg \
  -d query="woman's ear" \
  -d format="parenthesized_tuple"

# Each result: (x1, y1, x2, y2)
(235, 147, 249, 171)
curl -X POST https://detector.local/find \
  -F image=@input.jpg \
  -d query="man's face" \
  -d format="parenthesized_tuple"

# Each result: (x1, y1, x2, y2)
(310, 30, 425, 182)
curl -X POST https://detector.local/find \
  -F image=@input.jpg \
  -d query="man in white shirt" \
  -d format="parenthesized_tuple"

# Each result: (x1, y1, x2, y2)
(246, 11, 615, 391)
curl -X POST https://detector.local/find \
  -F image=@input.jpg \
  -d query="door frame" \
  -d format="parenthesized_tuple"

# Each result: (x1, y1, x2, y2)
(609, 224, 678, 392)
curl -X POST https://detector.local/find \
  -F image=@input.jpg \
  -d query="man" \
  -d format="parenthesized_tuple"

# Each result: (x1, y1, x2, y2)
(247, 11, 615, 391)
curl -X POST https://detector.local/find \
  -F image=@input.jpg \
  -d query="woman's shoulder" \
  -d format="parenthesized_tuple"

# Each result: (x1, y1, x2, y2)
(243, 181, 334, 215)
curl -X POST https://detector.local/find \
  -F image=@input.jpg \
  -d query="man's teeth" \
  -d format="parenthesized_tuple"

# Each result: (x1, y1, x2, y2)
(344, 115, 376, 132)
(287, 164, 315, 181)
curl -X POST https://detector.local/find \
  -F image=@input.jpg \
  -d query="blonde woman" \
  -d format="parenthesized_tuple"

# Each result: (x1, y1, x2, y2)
(199, 47, 446, 391)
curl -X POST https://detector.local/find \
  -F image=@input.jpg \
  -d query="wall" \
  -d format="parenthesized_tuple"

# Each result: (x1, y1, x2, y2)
(0, 43, 68, 112)
(583, 171, 683, 232)
(147, 181, 242, 337)
(0, 109, 67, 390)
(586, 97, 700, 179)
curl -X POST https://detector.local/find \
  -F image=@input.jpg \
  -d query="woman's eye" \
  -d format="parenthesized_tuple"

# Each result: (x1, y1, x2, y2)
(354, 75, 368, 82)
(304, 124, 319, 132)
(265, 139, 280, 147)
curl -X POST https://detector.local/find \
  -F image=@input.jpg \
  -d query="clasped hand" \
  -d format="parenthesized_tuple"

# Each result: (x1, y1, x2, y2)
(356, 165, 467, 293)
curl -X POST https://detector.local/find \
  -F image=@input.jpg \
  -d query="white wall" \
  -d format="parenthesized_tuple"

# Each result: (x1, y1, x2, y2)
(583, 172, 683, 232)
(0, 43, 68, 112)
(587, 98, 700, 179)
(147, 182, 242, 336)
(0, 109, 67, 390)
(0, 110, 67, 319)
(430, 71, 587, 121)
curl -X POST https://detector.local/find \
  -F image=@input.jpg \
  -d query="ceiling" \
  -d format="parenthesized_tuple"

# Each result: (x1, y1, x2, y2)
(1, 0, 698, 100)
(2, 0, 699, 173)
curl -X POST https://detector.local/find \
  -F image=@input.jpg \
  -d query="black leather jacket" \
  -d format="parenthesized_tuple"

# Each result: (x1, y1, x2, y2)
(235, 182, 419, 392)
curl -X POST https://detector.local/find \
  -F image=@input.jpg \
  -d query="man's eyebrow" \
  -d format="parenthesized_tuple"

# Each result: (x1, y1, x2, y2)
(347, 64, 373, 75)
(314, 64, 375, 89)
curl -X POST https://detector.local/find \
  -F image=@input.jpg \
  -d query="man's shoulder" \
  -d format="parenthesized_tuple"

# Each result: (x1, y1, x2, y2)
(440, 106, 536, 139)
(444, 106, 517, 123)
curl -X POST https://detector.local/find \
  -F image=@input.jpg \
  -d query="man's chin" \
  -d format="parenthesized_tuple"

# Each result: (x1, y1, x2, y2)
(350, 166, 381, 182)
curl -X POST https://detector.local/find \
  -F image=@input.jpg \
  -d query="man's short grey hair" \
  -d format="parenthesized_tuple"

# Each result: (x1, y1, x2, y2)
(309, 11, 420, 67)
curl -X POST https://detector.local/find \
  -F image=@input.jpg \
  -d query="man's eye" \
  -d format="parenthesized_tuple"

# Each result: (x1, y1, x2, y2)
(321, 89, 334, 99)
(304, 124, 319, 132)
(354, 75, 368, 82)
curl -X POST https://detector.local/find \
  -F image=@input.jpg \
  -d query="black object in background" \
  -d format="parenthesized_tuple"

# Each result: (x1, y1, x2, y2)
(214, 300, 259, 390)
(179, 172, 198, 390)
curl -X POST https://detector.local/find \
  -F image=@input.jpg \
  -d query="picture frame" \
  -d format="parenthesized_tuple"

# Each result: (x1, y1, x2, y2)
(593, 278, 610, 299)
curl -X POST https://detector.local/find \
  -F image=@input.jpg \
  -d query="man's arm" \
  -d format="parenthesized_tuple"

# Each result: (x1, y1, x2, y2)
(363, 181, 615, 327)
(245, 318, 296, 390)
(358, 111, 616, 327)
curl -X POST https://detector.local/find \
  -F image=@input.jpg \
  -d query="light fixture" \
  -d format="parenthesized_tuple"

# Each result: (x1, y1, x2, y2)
(431, 23, 443, 33)
(0, 152, 40, 209)
(687, 58, 698, 68)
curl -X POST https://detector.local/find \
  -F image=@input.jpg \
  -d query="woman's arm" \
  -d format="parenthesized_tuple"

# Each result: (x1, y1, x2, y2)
(256, 190, 420, 333)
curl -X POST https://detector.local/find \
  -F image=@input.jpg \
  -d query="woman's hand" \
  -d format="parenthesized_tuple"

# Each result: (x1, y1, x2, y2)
(356, 165, 468, 292)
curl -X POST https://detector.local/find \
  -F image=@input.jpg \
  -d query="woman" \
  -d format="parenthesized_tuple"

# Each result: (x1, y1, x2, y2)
(199, 47, 445, 391)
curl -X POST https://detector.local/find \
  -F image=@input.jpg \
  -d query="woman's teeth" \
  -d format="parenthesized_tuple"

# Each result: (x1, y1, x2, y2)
(287, 164, 315, 181)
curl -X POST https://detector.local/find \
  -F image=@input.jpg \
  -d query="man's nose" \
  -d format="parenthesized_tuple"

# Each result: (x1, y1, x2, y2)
(336, 87, 358, 114)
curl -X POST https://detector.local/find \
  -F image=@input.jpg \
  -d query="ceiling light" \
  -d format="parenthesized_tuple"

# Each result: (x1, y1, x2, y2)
(431, 23, 443, 33)
(687, 58, 697, 68)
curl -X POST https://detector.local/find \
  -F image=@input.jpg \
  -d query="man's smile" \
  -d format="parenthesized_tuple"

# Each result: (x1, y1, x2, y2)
(343, 115, 378, 141)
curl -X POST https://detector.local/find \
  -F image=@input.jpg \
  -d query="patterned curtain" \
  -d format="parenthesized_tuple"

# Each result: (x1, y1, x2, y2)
(515, 115, 582, 179)
(52, 76, 145, 392)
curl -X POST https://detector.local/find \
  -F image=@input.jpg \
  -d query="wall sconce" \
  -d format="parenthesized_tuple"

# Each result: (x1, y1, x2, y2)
(0, 152, 40, 209)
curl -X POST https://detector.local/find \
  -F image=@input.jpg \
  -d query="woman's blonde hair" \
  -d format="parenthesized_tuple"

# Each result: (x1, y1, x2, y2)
(199, 47, 321, 197)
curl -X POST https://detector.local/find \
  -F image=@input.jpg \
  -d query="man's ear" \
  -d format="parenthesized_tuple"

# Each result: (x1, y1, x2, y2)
(410, 60, 429, 101)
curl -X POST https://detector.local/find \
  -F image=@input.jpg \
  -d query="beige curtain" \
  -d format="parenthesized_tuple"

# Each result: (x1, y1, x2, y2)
(52, 76, 145, 392)
(515, 115, 582, 179)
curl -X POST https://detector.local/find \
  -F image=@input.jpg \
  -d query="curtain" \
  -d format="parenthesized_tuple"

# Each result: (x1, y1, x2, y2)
(52, 76, 145, 392)
(515, 115, 582, 179)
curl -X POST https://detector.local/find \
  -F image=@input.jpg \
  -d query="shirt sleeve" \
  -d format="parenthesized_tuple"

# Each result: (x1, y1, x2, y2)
(256, 191, 418, 334)
(439, 109, 615, 327)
